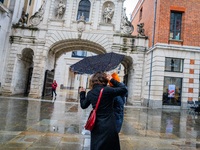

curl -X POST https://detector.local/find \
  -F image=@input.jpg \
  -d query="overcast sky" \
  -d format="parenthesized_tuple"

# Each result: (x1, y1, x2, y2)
(124, 0, 139, 20)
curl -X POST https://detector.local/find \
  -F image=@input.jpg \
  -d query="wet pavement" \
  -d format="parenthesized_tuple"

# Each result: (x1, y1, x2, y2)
(0, 90, 200, 150)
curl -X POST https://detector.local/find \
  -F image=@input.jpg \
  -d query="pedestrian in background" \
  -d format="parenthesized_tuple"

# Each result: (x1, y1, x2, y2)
(51, 80, 57, 97)
(108, 73, 128, 133)
(79, 72, 127, 150)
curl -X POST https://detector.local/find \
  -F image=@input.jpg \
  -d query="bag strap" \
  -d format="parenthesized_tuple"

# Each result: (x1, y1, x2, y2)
(94, 88, 104, 112)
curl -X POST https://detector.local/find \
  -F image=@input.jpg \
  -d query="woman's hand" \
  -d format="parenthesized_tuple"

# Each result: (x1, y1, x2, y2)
(107, 74, 112, 80)
(79, 87, 86, 93)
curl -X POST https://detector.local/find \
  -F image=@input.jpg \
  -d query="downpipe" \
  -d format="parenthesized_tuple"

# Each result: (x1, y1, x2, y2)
(147, 0, 157, 107)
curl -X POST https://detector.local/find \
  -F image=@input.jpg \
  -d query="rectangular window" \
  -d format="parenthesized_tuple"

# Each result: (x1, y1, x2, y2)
(165, 57, 183, 72)
(139, 7, 143, 20)
(0, 0, 4, 3)
(169, 12, 182, 40)
(163, 77, 182, 106)
(72, 51, 87, 58)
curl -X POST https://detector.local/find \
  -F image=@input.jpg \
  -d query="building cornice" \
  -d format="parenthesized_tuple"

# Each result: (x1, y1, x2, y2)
(147, 43, 200, 54)
(0, 2, 9, 14)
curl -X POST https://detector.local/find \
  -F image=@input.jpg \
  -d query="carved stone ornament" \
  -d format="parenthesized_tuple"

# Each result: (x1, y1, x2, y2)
(17, 11, 28, 26)
(77, 15, 86, 39)
(121, 8, 134, 35)
(29, 0, 46, 26)
(55, 0, 66, 19)
(137, 23, 145, 36)
(103, 4, 114, 23)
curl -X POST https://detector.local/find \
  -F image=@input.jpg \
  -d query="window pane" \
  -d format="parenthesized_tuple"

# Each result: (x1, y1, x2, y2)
(72, 51, 87, 58)
(173, 59, 180, 72)
(170, 23, 175, 31)
(165, 58, 171, 71)
(77, 0, 91, 22)
(170, 12, 182, 40)
(163, 77, 182, 106)
(165, 58, 183, 72)
(169, 31, 174, 39)
(176, 18, 181, 31)
(175, 31, 180, 40)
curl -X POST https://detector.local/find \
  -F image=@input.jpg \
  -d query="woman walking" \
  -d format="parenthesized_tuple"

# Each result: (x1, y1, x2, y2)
(79, 72, 127, 150)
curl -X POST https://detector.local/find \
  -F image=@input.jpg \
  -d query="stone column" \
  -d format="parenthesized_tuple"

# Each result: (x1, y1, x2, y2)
(127, 64, 134, 103)
(2, 44, 19, 95)
(29, 47, 46, 98)
(64, 0, 73, 28)
(79, 75, 84, 87)
(115, 1, 122, 32)
(92, 0, 100, 30)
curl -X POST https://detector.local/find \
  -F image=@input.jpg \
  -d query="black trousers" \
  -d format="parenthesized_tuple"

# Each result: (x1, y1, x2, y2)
(52, 89, 57, 96)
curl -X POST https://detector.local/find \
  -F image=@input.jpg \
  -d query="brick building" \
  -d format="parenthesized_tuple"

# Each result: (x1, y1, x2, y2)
(131, 0, 200, 48)
(131, 0, 200, 108)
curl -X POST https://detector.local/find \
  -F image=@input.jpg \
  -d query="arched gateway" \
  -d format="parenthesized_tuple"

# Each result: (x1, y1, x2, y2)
(2, 0, 148, 104)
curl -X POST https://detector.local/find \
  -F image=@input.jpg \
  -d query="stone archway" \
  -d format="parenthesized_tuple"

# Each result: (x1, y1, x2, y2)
(45, 39, 107, 71)
(40, 39, 107, 96)
(13, 48, 34, 95)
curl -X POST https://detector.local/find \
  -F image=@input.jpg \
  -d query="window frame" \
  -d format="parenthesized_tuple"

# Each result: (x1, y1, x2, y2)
(139, 7, 143, 21)
(162, 76, 183, 106)
(165, 57, 184, 73)
(76, 0, 91, 22)
(169, 11, 182, 40)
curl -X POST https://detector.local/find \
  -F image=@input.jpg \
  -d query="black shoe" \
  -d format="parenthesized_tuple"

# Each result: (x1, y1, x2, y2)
(51, 96, 53, 97)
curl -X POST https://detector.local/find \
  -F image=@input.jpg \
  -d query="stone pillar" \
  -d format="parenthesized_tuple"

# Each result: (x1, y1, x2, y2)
(2, 45, 19, 95)
(92, 0, 100, 30)
(115, 1, 122, 32)
(64, 65, 69, 88)
(29, 47, 46, 98)
(79, 75, 84, 87)
(127, 64, 134, 102)
(64, 0, 73, 28)
(135, 54, 145, 101)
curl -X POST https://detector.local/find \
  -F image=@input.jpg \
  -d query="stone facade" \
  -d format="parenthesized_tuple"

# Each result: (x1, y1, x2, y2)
(131, 0, 200, 109)
(0, 0, 149, 105)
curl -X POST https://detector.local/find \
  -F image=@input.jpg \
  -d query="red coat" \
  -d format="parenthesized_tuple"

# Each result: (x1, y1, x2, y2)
(52, 83, 57, 89)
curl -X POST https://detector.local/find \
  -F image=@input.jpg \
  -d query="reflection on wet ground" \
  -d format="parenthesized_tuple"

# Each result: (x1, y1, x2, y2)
(0, 90, 200, 150)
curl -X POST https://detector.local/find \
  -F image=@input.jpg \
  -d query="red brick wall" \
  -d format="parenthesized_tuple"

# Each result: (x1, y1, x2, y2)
(131, 0, 159, 48)
(131, 0, 200, 48)
(131, 0, 143, 19)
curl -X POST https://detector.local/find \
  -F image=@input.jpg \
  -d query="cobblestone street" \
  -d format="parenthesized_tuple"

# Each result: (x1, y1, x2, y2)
(0, 91, 200, 150)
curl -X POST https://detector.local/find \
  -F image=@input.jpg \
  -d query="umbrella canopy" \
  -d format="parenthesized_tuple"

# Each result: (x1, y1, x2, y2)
(70, 52, 125, 74)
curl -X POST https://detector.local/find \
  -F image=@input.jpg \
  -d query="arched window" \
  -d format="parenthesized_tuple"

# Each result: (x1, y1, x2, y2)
(77, 0, 91, 22)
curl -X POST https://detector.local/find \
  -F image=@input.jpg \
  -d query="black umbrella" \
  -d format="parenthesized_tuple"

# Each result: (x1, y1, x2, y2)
(70, 52, 125, 74)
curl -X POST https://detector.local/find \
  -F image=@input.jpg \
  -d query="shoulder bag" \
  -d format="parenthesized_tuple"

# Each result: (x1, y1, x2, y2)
(85, 88, 104, 131)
